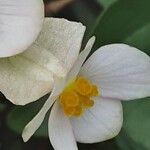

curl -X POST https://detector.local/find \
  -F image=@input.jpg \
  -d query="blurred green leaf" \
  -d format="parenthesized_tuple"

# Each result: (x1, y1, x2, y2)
(97, 0, 117, 8)
(116, 98, 150, 149)
(7, 95, 49, 137)
(125, 23, 150, 54)
(116, 130, 147, 150)
(93, 0, 150, 55)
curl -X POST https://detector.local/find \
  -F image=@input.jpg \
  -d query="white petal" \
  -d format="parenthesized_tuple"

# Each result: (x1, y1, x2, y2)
(22, 43, 67, 78)
(48, 102, 77, 150)
(0, 57, 54, 105)
(0, 0, 44, 57)
(80, 44, 150, 100)
(36, 17, 86, 73)
(67, 36, 95, 82)
(22, 78, 66, 142)
(0, 18, 85, 105)
(70, 98, 123, 143)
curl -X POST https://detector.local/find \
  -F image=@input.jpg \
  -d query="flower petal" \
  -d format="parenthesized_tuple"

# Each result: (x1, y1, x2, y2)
(22, 78, 66, 142)
(80, 44, 150, 100)
(36, 17, 86, 74)
(48, 102, 78, 150)
(0, 18, 85, 105)
(0, 57, 54, 105)
(0, 0, 44, 57)
(67, 36, 95, 82)
(70, 98, 123, 143)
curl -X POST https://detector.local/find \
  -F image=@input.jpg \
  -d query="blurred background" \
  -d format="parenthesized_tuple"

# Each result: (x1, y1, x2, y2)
(1, 0, 150, 149)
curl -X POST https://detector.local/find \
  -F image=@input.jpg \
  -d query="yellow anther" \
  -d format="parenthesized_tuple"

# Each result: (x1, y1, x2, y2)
(60, 91, 79, 107)
(75, 77, 93, 96)
(82, 97, 94, 108)
(73, 106, 83, 117)
(59, 76, 100, 117)
(91, 85, 99, 96)
(64, 107, 76, 116)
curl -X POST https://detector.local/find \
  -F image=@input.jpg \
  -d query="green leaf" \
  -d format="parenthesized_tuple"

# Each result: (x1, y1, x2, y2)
(93, 0, 150, 55)
(125, 23, 150, 54)
(7, 95, 49, 137)
(116, 130, 147, 150)
(97, 0, 117, 8)
(116, 98, 150, 149)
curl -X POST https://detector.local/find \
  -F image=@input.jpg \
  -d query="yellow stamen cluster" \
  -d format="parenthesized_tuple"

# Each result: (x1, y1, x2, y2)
(59, 76, 99, 117)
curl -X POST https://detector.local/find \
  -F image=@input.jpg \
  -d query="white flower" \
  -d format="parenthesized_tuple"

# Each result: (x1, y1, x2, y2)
(0, 18, 85, 105)
(22, 36, 150, 149)
(0, 0, 44, 57)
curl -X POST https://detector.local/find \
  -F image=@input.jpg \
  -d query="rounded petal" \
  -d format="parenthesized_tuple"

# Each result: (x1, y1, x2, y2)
(0, 0, 44, 57)
(70, 98, 123, 143)
(80, 44, 150, 100)
(48, 102, 78, 150)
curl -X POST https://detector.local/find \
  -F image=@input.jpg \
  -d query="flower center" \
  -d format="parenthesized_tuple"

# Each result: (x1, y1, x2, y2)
(59, 76, 99, 117)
